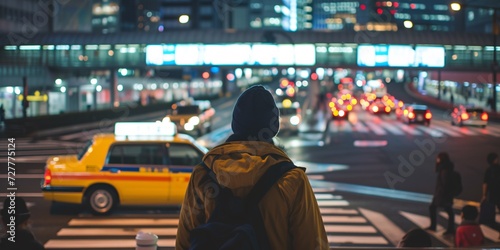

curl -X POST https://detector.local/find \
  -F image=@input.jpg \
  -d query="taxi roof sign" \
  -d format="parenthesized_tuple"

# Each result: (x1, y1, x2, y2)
(114, 122, 177, 137)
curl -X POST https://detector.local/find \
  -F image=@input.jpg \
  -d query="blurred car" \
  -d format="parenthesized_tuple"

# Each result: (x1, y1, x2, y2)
(368, 99, 391, 115)
(451, 105, 488, 128)
(277, 101, 301, 133)
(328, 97, 352, 120)
(41, 122, 208, 215)
(401, 104, 432, 126)
(165, 99, 215, 136)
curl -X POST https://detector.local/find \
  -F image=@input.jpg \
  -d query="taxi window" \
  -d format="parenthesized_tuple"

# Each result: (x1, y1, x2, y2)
(168, 143, 203, 166)
(78, 140, 93, 161)
(107, 144, 165, 165)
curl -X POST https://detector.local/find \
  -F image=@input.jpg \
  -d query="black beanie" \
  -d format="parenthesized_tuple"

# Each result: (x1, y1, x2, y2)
(231, 85, 279, 141)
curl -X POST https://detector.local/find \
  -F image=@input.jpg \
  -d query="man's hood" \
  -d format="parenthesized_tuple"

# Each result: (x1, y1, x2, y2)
(202, 141, 291, 191)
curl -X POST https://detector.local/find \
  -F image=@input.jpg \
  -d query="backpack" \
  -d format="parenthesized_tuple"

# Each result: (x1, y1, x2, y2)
(451, 170, 463, 197)
(189, 161, 296, 250)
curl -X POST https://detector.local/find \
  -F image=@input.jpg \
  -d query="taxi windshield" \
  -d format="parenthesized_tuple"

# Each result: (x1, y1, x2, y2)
(78, 140, 93, 160)
(171, 105, 200, 115)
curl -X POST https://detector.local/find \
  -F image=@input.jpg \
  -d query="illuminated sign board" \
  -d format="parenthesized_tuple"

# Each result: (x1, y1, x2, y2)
(145, 44, 316, 66)
(357, 45, 445, 68)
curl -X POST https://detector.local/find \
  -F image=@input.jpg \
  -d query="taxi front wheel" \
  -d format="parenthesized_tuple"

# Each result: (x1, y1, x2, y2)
(85, 186, 118, 215)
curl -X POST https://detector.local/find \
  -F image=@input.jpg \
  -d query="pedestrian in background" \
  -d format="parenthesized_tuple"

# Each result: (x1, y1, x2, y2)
(481, 152, 500, 238)
(0, 104, 5, 123)
(0, 197, 45, 250)
(455, 205, 484, 247)
(427, 152, 455, 235)
(397, 228, 432, 247)
(176, 85, 328, 250)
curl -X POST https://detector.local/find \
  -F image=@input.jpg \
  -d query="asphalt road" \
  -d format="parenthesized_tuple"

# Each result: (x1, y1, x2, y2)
(1, 83, 500, 249)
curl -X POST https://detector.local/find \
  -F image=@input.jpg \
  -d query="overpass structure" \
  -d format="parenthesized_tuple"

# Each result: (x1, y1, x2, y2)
(0, 29, 499, 118)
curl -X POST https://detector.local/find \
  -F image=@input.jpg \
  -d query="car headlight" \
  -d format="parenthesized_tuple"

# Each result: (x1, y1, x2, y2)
(188, 116, 200, 125)
(184, 123, 195, 131)
(290, 116, 300, 125)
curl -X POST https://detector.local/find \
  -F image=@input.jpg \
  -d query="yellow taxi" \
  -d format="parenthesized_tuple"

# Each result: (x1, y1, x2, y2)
(41, 121, 208, 215)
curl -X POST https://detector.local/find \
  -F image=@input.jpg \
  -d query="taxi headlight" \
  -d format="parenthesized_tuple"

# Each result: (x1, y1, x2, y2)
(290, 116, 300, 125)
(184, 123, 195, 131)
(188, 116, 200, 125)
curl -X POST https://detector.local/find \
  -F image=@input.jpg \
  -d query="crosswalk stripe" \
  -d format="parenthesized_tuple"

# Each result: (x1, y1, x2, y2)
(392, 123, 423, 135)
(68, 218, 179, 226)
(320, 208, 358, 215)
(433, 120, 479, 135)
(315, 194, 343, 200)
(486, 125, 500, 134)
(431, 125, 463, 137)
(322, 215, 367, 223)
(308, 175, 325, 180)
(325, 225, 377, 233)
(0, 193, 43, 197)
(364, 122, 387, 135)
(0, 156, 49, 163)
(57, 228, 177, 236)
(415, 126, 445, 137)
(45, 239, 176, 249)
(467, 126, 500, 137)
(327, 235, 388, 245)
(378, 122, 405, 135)
(399, 211, 453, 247)
(359, 208, 405, 246)
(351, 122, 369, 133)
(439, 211, 500, 243)
(481, 225, 500, 243)
(318, 200, 349, 207)
(0, 174, 43, 178)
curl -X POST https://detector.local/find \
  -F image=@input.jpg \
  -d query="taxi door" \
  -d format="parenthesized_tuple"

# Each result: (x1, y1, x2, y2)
(166, 143, 204, 204)
(105, 143, 170, 205)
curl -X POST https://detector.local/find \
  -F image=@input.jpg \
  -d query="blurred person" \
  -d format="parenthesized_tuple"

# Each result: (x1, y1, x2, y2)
(481, 152, 500, 238)
(427, 152, 455, 235)
(397, 228, 432, 247)
(0, 197, 44, 250)
(0, 104, 5, 123)
(176, 85, 328, 250)
(455, 205, 484, 247)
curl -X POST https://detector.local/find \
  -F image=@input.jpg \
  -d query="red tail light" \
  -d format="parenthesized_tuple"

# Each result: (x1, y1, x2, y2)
(481, 112, 488, 121)
(425, 111, 432, 120)
(44, 168, 52, 186)
(408, 112, 415, 119)
(372, 106, 379, 113)
(461, 113, 469, 120)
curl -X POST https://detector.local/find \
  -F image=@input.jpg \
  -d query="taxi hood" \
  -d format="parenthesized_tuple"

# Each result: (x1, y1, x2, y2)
(202, 141, 291, 191)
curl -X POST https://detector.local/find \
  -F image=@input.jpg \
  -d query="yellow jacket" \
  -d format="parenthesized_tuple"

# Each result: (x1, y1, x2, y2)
(176, 141, 328, 250)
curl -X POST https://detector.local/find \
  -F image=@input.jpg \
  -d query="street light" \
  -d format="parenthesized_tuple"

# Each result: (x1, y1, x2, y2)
(451, 2, 498, 112)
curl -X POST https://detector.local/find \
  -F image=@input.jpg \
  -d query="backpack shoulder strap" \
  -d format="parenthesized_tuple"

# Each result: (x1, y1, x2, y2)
(245, 161, 296, 205)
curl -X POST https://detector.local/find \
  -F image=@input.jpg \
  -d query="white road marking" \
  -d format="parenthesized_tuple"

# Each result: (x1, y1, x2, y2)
(379, 122, 405, 135)
(353, 140, 387, 147)
(319, 208, 358, 215)
(322, 215, 367, 223)
(439, 211, 500, 243)
(315, 194, 343, 200)
(317, 200, 349, 207)
(0, 174, 43, 178)
(325, 225, 377, 233)
(68, 218, 179, 226)
(364, 122, 387, 135)
(327, 235, 388, 245)
(399, 211, 453, 247)
(57, 227, 177, 236)
(360, 208, 405, 246)
(45, 239, 176, 249)
(392, 123, 423, 135)
(0, 193, 43, 197)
